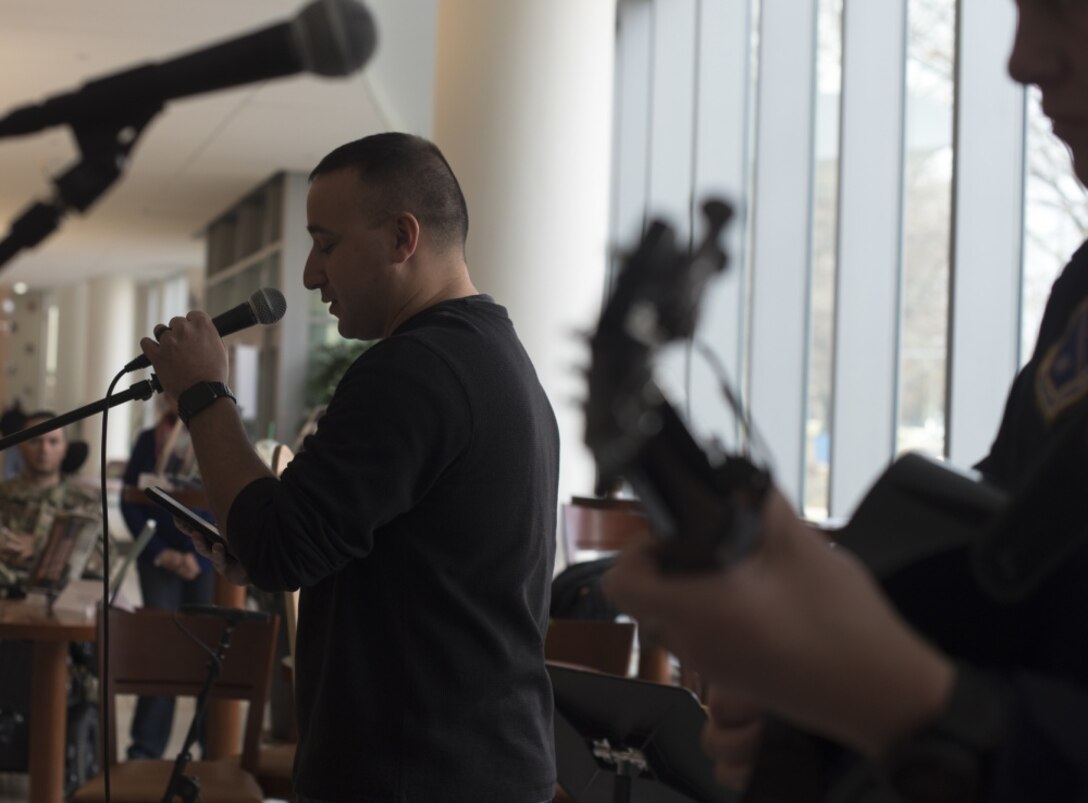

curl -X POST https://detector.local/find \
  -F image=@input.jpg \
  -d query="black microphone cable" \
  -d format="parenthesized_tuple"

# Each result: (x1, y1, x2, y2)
(98, 366, 128, 803)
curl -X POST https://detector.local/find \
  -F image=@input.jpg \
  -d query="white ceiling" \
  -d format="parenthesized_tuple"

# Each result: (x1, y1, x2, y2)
(0, 0, 436, 289)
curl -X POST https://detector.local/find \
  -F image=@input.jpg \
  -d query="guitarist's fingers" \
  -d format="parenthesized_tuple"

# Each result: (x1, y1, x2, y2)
(601, 544, 675, 620)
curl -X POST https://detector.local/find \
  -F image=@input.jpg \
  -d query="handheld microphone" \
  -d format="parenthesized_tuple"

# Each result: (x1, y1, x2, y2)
(124, 287, 287, 373)
(0, 0, 377, 137)
(180, 603, 273, 624)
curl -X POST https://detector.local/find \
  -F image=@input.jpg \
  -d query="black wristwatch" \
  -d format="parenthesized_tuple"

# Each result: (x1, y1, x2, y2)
(177, 381, 236, 426)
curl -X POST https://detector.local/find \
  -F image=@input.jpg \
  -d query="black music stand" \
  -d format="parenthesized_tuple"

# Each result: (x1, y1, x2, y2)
(548, 662, 737, 803)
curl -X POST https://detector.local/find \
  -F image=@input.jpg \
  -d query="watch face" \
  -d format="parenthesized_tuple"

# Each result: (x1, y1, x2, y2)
(179, 382, 233, 424)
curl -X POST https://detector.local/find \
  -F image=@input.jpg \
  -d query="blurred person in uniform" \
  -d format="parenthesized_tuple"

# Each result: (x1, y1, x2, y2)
(0, 410, 100, 577)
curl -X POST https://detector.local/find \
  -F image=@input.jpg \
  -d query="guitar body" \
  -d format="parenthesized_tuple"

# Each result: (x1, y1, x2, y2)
(833, 453, 1005, 579)
(833, 433, 1088, 679)
(832, 454, 1031, 668)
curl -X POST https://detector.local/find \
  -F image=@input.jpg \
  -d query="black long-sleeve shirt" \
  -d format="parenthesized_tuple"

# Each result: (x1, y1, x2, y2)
(228, 295, 559, 802)
(969, 241, 1088, 802)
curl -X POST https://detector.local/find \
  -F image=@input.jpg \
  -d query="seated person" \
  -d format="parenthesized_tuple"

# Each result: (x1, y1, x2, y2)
(0, 411, 103, 790)
(0, 411, 101, 581)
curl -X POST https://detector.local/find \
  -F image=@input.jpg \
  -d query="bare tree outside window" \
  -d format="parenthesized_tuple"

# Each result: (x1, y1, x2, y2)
(804, 0, 843, 519)
(897, 0, 955, 458)
(1024, 90, 1088, 359)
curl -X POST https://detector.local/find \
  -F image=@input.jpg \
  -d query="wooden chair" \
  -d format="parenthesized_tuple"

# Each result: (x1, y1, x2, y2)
(71, 607, 278, 803)
(561, 495, 652, 563)
(283, 587, 299, 669)
(254, 741, 295, 802)
(253, 589, 300, 802)
(544, 619, 636, 677)
(249, 444, 300, 801)
(560, 496, 674, 686)
(544, 619, 637, 803)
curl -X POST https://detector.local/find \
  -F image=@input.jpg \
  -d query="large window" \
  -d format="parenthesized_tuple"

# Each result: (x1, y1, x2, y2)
(1023, 88, 1088, 360)
(896, 0, 955, 459)
(805, 0, 843, 517)
(134, 274, 191, 431)
(611, 0, 1086, 521)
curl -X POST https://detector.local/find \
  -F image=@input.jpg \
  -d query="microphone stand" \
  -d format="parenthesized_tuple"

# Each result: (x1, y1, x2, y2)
(0, 104, 160, 270)
(160, 618, 239, 803)
(0, 377, 161, 453)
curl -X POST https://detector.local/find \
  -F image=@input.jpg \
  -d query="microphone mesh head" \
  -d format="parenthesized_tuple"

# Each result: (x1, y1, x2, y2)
(296, 0, 377, 77)
(250, 288, 287, 324)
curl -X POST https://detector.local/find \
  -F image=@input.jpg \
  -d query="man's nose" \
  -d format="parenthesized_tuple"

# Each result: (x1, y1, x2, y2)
(1007, 6, 1063, 87)
(302, 255, 322, 290)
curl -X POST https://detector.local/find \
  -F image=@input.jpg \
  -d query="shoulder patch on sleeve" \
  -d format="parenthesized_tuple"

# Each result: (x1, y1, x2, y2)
(1036, 296, 1088, 424)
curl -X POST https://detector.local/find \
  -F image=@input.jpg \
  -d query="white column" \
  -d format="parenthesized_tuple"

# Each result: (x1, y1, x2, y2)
(52, 283, 89, 418)
(828, 0, 908, 517)
(610, 0, 754, 449)
(947, 0, 1024, 467)
(276, 172, 312, 444)
(691, 0, 756, 449)
(433, 0, 616, 504)
(82, 275, 138, 473)
(747, 0, 818, 506)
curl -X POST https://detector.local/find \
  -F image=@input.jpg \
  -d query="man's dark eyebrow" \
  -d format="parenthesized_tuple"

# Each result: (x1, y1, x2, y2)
(307, 224, 335, 236)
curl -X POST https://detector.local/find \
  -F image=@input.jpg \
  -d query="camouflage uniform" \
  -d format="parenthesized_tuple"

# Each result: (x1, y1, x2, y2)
(0, 476, 104, 580)
(0, 477, 109, 714)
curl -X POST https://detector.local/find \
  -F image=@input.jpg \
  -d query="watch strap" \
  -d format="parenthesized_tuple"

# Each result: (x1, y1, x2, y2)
(177, 381, 236, 427)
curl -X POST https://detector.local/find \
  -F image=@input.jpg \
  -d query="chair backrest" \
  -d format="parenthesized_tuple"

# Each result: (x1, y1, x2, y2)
(544, 619, 637, 677)
(561, 496, 652, 563)
(559, 498, 681, 687)
(283, 589, 300, 676)
(99, 607, 279, 771)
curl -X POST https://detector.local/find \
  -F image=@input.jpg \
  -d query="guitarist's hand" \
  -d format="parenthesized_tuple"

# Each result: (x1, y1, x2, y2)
(603, 487, 955, 760)
(702, 685, 764, 791)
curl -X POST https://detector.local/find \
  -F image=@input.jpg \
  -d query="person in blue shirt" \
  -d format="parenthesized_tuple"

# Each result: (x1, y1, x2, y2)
(120, 394, 213, 759)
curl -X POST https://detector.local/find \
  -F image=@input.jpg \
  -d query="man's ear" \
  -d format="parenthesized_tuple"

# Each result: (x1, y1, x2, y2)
(390, 212, 421, 264)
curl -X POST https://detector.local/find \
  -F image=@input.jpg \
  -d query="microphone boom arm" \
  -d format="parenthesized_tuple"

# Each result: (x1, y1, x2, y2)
(0, 376, 161, 454)
(0, 105, 160, 271)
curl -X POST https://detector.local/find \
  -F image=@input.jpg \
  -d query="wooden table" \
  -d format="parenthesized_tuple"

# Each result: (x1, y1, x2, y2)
(0, 598, 95, 803)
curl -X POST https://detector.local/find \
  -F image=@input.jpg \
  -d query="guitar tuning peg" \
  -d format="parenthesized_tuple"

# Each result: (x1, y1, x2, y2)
(701, 198, 733, 228)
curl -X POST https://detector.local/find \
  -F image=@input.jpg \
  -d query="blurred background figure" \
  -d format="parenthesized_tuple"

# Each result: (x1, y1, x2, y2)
(0, 411, 98, 576)
(119, 393, 213, 759)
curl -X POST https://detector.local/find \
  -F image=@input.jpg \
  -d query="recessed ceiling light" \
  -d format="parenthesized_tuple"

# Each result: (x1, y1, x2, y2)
(12, 283, 28, 296)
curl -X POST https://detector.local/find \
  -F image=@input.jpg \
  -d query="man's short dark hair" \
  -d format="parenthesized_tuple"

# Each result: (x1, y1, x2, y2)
(23, 410, 59, 428)
(310, 133, 470, 253)
(0, 404, 25, 437)
(22, 411, 66, 440)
